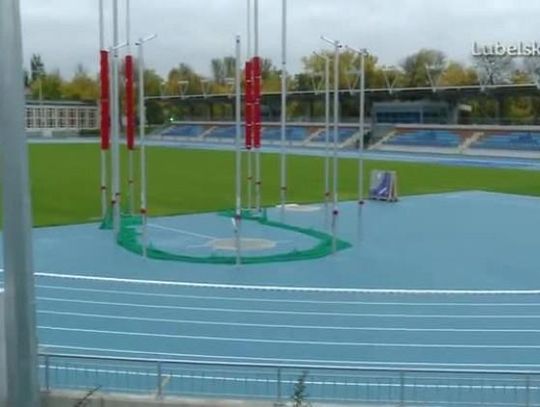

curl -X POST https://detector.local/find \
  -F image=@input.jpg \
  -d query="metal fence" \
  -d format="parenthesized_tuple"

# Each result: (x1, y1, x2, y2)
(40, 353, 540, 406)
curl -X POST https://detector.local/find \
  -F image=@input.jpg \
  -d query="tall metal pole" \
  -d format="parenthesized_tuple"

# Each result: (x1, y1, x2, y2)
(111, 0, 121, 235)
(279, 0, 288, 212)
(332, 43, 340, 253)
(234, 35, 243, 266)
(246, 0, 253, 212)
(137, 34, 156, 259)
(359, 51, 366, 205)
(254, 0, 262, 213)
(0, 0, 41, 405)
(126, 0, 135, 215)
(99, 0, 108, 219)
(323, 55, 330, 207)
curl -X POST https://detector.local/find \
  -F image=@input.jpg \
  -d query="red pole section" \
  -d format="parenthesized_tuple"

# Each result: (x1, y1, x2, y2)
(244, 60, 253, 149)
(252, 56, 262, 149)
(100, 50, 110, 150)
(125, 55, 135, 150)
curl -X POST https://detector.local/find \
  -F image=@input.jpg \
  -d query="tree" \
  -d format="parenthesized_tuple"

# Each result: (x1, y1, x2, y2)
(401, 49, 446, 87)
(210, 56, 236, 85)
(474, 54, 514, 88)
(62, 64, 99, 101)
(30, 53, 45, 83)
(439, 61, 478, 86)
(30, 70, 63, 100)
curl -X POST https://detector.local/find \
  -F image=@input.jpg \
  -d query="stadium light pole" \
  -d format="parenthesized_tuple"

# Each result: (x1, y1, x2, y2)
(321, 35, 341, 253)
(313, 51, 331, 210)
(136, 33, 157, 258)
(0, 0, 41, 405)
(345, 45, 368, 205)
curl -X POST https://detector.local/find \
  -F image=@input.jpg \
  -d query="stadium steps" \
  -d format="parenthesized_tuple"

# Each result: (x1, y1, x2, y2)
(340, 131, 360, 149)
(460, 131, 484, 152)
(370, 130, 396, 150)
(199, 126, 217, 140)
(302, 128, 325, 146)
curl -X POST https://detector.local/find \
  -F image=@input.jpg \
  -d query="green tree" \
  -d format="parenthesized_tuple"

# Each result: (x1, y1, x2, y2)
(401, 49, 446, 87)
(62, 64, 99, 101)
(30, 53, 45, 83)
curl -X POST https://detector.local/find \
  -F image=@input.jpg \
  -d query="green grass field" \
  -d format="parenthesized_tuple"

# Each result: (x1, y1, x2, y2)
(25, 144, 540, 226)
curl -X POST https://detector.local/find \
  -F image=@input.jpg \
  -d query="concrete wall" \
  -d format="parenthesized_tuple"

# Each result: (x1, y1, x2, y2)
(42, 391, 278, 407)
(0, 291, 6, 407)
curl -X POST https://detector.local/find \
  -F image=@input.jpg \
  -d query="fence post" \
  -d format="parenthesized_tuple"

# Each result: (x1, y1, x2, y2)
(44, 355, 50, 392)
(275, 368, 282, 406)
(400, 372, 405, 406)
(156, 361, 162, 399)
(526, 375, 530, 407)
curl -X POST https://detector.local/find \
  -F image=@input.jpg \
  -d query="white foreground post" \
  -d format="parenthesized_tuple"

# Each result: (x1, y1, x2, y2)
(235, 35, 243, 266)
(99, 0, 108, 219)
(279, 0, 288, 213)
(322, 36, 341, 253)
(137, 34, 157, 258)
(111, 0, 121, 236)
(0, 1, 41, 405)
(0, 291, 5, 406)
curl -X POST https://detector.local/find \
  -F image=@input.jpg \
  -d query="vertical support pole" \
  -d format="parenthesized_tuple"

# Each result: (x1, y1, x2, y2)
(279, 0, 288, 213)
(358, 51, 366, 205)
(246, 0, 253, 212)
(138, 41, 148, 258)
(324, 56, 330, 208)
(156, 361, 162, 398)
(276, 368, 283, 405)
(0, 1, 41, 405)
(331, 41, 341, 254)
(235, 35, 243, 266)
(126, 0, 135, 215)
(111, 0, 121, 236)
(254, 0, 262, 213)
(44, 355, 50, 392)
(99, 0, 109, 220)
(399, 372, 405, 406)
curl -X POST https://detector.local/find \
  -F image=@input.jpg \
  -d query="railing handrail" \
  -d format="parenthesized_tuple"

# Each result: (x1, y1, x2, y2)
(39, 352, 540, 377)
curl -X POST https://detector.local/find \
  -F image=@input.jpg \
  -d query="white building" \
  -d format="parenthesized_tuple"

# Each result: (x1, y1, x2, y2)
(25, 100, 99, 131)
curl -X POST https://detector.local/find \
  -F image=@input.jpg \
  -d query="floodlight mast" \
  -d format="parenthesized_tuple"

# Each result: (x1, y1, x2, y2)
(136, 33, 157, 258)
(0, 1, 41, 405)
(321, 35, 341, 253)
(345, 44, 368, 205)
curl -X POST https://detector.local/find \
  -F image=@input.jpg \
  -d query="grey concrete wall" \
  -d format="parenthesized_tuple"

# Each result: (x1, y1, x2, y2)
(42, 391, 280, 407)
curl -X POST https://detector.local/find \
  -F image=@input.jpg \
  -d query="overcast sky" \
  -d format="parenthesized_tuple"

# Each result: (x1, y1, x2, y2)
(20, 0, 540, 78)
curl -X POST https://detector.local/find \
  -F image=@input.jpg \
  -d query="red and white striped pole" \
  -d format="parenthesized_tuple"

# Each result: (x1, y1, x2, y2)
(99, 0, 110, 220)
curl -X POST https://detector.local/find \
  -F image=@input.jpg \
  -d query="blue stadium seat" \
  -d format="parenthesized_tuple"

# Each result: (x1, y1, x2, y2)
(471, 132, 540, 151)
(161, 125, 204, 137)
(385, 130, 460, 148)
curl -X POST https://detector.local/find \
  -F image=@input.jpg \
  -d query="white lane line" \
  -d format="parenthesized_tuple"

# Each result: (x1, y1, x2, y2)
(37, 296, 540, 319)
(41, 344, 540, 369)
(3, 269, 540, 296)
(30, 271, 540, 295)
(29, 283, 540, 307)
(147, 223, 216, 240)
(37, 325, 540, 349)
(37, 310, 540, 333)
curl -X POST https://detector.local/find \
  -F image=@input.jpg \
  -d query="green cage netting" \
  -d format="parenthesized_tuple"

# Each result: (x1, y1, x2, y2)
(101, 208, 351, 265)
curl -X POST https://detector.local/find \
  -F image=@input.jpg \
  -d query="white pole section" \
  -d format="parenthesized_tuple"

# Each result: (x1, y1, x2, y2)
(254, 0, 262, 213)
(359, 51, 366, 204)
(111, 0, 121, 235)
(279, 0, 287, 212)
(246, 0, 253, 212)
(99, 0, 108, 219)
(235, 35, 243, 266)
(332, 42, 340, 253)
(126, 0, 135, 215)
(0, 0, 41, 405)
(323, 55, 330, 207)
(136, 34, 156, 259)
